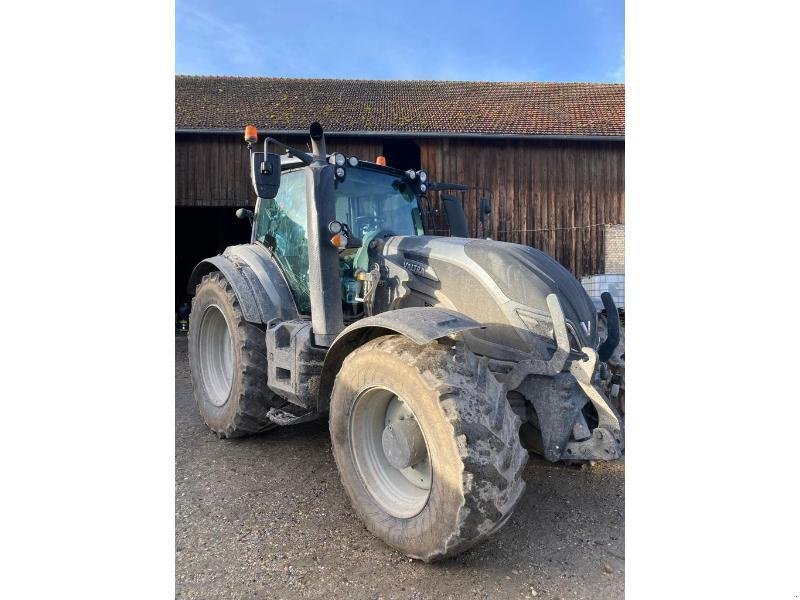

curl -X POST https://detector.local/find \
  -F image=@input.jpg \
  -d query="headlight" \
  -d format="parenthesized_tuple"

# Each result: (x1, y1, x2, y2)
(419, 183, 427, 193)
(348, 156, 359, 167)
(405, 169, 416, 180)
(335, 166, 346, 179)
(333, 153, 346, 167)
(417, 170, 428, 183)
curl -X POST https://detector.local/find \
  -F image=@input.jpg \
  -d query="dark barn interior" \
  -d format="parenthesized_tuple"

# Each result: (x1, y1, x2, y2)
(382, 139, 421, 171)
(175, 207, 252, 312)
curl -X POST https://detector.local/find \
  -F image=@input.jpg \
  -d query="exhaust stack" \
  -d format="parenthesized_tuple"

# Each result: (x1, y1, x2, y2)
(305, 122, 344, 346)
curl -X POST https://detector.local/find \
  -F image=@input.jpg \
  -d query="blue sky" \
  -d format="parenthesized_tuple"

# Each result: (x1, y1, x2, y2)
(176, 0, 624, 83)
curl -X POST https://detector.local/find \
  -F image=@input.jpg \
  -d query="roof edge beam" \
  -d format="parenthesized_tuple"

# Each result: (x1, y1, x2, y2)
(175, 128, 624, 142)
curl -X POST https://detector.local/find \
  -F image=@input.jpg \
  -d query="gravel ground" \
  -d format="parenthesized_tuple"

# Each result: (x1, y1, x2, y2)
(176, 335, 624, 599)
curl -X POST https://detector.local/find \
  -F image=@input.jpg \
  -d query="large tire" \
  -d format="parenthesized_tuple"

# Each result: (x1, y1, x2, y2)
(329, 334, 528, 561)
(188, 271, 278, 438)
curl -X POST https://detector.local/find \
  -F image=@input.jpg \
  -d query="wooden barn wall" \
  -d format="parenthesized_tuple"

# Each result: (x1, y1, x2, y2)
(175, 133, 382, 208)
(419, 138, 624, 278)
(176, 133, 624, 278)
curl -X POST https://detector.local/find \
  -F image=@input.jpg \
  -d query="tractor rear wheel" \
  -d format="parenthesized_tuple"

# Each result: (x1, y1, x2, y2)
(329, 334, 528, 561)
(188, 271, 278, 438)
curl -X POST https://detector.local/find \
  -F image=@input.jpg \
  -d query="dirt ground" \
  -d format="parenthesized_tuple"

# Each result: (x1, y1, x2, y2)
(175, 335, 624, 599)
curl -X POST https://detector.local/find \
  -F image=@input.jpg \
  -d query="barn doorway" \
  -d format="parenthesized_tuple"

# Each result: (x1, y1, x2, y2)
(382, 139, 420, 171)
(175, 207, 252, 317)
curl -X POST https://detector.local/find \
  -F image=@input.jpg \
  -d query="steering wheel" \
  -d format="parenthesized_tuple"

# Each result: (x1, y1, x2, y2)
(355, 215, 385, 234)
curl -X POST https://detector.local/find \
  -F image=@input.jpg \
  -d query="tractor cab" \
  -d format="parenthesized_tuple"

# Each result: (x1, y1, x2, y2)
(250, 153, 427, 317)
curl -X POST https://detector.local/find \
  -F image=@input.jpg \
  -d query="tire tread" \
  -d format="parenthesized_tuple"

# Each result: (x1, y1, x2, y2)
(189, 272, 282, 438)
(337, 334, 528, 561)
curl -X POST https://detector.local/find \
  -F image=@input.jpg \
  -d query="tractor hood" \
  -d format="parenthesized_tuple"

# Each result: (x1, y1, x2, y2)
(381, 236, 598, 362)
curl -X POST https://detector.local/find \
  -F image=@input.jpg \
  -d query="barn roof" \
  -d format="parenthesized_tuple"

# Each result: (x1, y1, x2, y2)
(175, 76, 624, 139)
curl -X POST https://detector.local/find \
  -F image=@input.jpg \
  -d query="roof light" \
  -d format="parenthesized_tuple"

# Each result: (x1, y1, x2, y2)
(244, 124, 258, 144)
(376, 156, 387, 166)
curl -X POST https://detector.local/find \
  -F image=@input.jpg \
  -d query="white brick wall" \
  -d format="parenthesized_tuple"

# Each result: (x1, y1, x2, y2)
(579, 224, 625, 310)
(604, 224, 625, 275)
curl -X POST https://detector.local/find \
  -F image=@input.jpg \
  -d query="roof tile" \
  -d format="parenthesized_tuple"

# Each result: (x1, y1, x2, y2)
(175, 76, 624, 137)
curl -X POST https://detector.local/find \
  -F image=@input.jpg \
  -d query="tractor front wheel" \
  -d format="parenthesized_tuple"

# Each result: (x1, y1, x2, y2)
(329, 334, 528, 561)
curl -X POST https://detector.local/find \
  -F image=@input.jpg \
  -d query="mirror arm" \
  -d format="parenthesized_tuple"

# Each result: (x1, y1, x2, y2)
(263, 137, 313, 165)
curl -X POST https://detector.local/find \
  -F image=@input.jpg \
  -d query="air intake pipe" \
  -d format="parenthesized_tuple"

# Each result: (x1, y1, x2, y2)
(305, 122, 344, 346)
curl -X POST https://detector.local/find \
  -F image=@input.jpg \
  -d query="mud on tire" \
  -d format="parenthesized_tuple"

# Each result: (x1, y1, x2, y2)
(329, 334, 528, 561)
(188, 271, 280, 438)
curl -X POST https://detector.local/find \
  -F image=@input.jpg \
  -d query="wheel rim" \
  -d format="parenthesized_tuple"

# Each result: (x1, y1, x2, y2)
(350, 387, 432, 519)
(198, 304, 234, 406)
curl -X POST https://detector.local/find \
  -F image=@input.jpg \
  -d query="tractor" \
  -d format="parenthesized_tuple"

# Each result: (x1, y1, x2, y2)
(186, 122, 624, 561)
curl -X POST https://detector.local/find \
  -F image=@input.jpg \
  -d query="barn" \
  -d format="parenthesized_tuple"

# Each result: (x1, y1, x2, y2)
(175, 76, 624, 313)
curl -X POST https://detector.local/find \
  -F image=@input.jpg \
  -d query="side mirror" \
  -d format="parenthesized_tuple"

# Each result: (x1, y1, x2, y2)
(479, 197, 492, 222)
(441, 195, 469, 238)
(250, 152, 281, 199)
(235, 208, 254, 224)
(479, 196, 492, 238)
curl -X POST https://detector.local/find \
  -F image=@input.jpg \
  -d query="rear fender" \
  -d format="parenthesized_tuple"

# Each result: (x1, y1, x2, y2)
(317, 307, 483, 411)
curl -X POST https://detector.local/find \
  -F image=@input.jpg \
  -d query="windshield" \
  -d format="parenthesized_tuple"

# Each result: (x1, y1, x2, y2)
(334, 167, 423, 239)
(254, 166, 423, 313)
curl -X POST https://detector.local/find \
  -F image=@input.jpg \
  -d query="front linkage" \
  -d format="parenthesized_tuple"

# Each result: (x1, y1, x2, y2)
(493, 292, 624, 462)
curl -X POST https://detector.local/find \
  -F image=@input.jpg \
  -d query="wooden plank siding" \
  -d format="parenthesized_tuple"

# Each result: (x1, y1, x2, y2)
(419, 138, 624, 278)
(176, 133, 623, 278)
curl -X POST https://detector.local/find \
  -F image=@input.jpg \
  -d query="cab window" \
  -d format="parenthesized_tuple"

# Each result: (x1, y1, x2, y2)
(254, 169, 310, 313)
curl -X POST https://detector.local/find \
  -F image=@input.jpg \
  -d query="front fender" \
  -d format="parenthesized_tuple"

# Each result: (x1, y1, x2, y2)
(317, 307, 483, 411)
(187, 255, 264, 323)
(187, 244, 299, 325)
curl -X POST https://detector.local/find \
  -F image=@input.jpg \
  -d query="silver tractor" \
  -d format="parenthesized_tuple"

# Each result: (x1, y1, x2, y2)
(186, 122, 624, 561)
